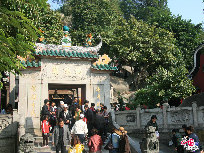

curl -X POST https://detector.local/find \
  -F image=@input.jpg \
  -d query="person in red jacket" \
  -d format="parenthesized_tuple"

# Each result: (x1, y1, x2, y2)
(42, 115, 50, 147)
(88, 129, 103, 153)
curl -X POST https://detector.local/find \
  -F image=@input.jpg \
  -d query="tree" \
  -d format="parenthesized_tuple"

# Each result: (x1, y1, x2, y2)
(1, 0, 63, 44)
(58, 0, 122, 47)
(108, 16, 183, 88)
(148, 14, 203, 70)
(119, 0, 203, 70)
(0, 0, 40, 88)
(132, 66, 195, 108)
(120, 0, 169, 21)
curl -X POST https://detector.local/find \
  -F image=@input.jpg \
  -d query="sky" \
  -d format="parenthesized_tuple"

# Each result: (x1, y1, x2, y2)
(48, 0, 204, 25)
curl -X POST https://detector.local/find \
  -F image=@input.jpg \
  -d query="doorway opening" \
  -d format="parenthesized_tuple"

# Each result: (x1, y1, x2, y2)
(48, 84, 86, 107)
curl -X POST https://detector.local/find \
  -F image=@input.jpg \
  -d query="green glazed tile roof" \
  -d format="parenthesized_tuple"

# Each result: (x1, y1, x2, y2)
(91, 64, 118, 71)
(34, 50, 99, 59)
(21, 60, 41, 68)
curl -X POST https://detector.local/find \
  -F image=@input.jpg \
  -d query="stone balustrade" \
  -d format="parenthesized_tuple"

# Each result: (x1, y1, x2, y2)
(0, 110, 19, 153)
(115, 102, 204, 131)
(115, 102, 204, 145)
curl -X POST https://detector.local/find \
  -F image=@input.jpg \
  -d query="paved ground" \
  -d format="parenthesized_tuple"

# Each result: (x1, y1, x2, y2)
(35, 134, 175, 153)
(130, 137, 176, 153)
(35, 135, 109, 153)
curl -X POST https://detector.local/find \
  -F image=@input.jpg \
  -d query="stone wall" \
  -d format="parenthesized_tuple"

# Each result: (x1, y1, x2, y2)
(0, 110, 19, 153)
(115, 102, 204, 144)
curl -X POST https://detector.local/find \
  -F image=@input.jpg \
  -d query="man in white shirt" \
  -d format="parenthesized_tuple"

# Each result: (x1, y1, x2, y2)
(71, 114, 88, 144)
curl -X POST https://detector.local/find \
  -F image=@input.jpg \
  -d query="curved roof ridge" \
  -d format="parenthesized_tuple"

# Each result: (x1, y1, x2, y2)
(188, 43, 204, 78)
(35, 36, 102, 53)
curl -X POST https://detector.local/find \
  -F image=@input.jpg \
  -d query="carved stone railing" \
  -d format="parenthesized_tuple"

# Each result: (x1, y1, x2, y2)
(0, 110, 19, 153)
(115, 102, 204, 131)
(0, 114, 12, 132)
(140, 126, 159, 153)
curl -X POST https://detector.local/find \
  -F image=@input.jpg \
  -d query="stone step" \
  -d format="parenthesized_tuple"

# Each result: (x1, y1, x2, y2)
(35, 146, 53, 152)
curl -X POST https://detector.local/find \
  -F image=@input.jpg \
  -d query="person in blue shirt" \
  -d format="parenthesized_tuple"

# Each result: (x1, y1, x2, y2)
(106, 128, 120, 153)
(186, 126, 202, 153)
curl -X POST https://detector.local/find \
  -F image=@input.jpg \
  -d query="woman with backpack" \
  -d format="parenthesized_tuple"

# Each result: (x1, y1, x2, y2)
(88, 129, 103, 153)
(105, 128, 120, 153)
(118, 127, 131, 153)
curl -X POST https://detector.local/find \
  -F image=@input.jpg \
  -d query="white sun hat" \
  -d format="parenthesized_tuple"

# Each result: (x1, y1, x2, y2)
(80, 114, 84, 119)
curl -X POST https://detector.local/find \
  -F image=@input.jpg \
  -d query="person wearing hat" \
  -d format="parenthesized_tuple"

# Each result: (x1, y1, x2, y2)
(57, 101, 64, 120)
(118, 127, 131, 153)
(71, 114, 88, 144)
(59, 104, 71, 129)
(41, 99, 50, 121)
(105, 128, 120, 153)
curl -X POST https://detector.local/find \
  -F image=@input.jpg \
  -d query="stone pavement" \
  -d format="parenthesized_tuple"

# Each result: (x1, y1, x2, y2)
(35, 135, 109, 153)
(130, 137, 176, 153)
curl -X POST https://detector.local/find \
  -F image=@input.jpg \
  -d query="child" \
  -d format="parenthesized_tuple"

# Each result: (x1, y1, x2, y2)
(88, 129, 103, 153)
(42, 115, 50, 147)
(50, 102, 57, 133)
(68, 135, 84, 153)
(172, 129, 184, 153)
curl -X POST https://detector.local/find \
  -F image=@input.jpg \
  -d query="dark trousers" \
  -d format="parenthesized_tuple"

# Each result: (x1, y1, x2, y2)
(76, 134, 85, 144)
(56, 142, 66, 153)
(97, 127, 105, 142)
(43, 133, 48, 146)
(104, 123, 108, 138)
(87, 122, 93, 137)
(177, 145, 184, 153)
(50, 117, 56, 133)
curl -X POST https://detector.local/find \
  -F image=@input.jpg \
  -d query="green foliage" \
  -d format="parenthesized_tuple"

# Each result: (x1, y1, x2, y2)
(119, 0, 203, 70)
(58, 0, 122, 46)
(132, 66, 195, 108)
(0, 7, 38, 71)
(1, 0, 63, 44)
(0, 5, 39, 89)
(0, 0, 63, 89)
(109, 16, 183, 83)
(120, 0, 169, 21)
(148, 14, 203, 70)
(117, 92, 125, 111)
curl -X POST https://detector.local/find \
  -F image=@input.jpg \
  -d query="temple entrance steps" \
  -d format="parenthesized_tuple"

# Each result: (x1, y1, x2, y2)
(34, 135, 109, 153)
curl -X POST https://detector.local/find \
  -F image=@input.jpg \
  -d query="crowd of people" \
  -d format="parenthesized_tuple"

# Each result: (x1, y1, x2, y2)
(41, 98, 131, 153)
(171, 124, 203, 153)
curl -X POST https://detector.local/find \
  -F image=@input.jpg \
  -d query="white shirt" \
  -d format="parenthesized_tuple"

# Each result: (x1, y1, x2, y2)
(64, 110, 68, 117)
(71, 119, 88, 135)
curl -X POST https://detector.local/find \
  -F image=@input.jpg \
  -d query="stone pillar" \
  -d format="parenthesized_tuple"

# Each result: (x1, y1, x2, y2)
(9, 72, 15, 108)
(18, 114, 25, 140)
(162, 103, 169, 129)
(6, 86, 10, 105)
(136, 106, 141, 129)
(192, 102, 198, 127)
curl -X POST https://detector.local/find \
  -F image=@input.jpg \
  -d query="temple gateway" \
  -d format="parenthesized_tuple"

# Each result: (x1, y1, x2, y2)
(9, 27, 117, 131)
